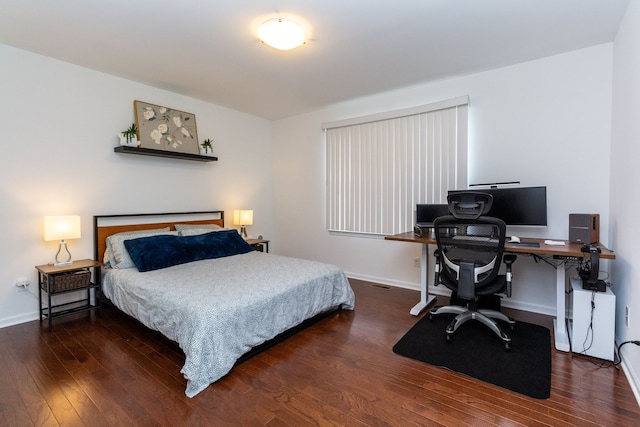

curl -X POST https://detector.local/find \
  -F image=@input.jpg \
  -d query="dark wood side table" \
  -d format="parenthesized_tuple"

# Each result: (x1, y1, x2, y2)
(35, 259, 102, 331)
(246, 238, 270, 253)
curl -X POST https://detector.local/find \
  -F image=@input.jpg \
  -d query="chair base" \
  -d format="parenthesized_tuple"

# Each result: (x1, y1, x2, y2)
(429, 304, 515, 351)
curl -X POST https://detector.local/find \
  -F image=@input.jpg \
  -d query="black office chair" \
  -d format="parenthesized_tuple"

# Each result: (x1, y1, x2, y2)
(429, 192, 517, 350)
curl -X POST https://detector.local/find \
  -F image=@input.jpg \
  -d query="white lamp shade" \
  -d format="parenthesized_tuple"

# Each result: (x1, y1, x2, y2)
(258, 18, 305, 50)
(44, 215, 81, 241)
(232, 210, 254, 226)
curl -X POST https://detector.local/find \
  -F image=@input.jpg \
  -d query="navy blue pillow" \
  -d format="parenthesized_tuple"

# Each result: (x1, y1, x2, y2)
(123, 229, 254, 272)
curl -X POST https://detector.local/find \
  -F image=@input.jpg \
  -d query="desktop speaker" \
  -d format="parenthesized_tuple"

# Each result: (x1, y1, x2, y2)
(569, 214, 599, 244)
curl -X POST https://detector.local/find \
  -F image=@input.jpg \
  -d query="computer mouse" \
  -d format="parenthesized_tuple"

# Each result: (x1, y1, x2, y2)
(509, 236, 520, 243)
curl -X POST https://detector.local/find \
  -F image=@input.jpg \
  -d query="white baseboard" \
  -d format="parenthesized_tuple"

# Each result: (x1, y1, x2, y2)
(0, 312, 39, 329)
(345, 272, 420, 291)
(344, 272, 555, 316)
(620, 348, 640, 408)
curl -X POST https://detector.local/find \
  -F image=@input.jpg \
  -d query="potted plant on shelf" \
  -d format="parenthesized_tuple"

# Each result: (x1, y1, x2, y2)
(119, 123, 139, 147)
(200, 138, 214, 156)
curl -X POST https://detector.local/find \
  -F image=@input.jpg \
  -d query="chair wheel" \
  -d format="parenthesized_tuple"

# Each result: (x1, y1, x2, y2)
(428, 313, 434, 321)
(446, 334, 452, 343)
(510, 324, 515, 331)
(504, 342, 511, 351)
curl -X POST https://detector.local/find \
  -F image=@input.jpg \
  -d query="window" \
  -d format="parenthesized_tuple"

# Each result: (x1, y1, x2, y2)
(324, 96, 468, 236)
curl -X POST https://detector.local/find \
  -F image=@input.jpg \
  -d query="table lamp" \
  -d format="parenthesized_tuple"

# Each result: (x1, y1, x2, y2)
(44, 215, 81, 266)
(232, 210, 253, 238)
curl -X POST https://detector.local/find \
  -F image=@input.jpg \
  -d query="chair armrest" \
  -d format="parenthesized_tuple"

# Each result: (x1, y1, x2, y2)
(433, 249, 441, 287)
(503, 254, 517, 297)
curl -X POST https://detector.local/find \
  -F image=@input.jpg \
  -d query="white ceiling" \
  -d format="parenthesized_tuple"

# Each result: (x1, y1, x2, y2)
(0, 0, 630, 120)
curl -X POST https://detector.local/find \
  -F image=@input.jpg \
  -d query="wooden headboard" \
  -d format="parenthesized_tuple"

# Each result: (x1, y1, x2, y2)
(94, 211, 225, 262)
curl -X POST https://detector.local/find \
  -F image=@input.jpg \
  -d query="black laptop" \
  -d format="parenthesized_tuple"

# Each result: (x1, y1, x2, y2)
(415, 204, 450, 228)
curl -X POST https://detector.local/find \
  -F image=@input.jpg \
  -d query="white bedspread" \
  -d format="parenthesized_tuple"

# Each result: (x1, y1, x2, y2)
(102, 251, 355, 397)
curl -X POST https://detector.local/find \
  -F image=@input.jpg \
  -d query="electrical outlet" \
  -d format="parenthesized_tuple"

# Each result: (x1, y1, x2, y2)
(15, 279, 30, 292)
(625, 306, 630, 328)
(413, 257, 420, 268)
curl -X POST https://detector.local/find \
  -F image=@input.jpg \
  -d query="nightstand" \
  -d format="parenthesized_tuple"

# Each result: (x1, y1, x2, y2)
(246, 238, 270, 253)
(35, 259, 102, 331)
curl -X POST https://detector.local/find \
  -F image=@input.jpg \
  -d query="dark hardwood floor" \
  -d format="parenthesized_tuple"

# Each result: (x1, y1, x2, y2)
(1, 279, 638, 426)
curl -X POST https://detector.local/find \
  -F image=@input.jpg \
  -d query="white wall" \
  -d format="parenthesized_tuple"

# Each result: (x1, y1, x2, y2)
(611, 0, 640, 403)
(273, 44, 613, 316)
(0, 44, 274, 327)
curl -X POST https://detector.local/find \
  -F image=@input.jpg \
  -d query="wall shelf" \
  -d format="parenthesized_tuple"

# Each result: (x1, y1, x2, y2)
(114, 146, 218, 162)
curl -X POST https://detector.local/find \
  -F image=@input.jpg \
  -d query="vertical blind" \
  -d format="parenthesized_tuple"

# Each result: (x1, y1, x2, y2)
(324, 96, 468, 236)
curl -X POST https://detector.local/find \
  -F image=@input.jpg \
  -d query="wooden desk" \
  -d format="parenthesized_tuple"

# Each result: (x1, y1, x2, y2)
(385, 231, 615, 352)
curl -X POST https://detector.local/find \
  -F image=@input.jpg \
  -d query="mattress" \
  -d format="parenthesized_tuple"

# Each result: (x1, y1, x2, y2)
(102, 251, 355, 397)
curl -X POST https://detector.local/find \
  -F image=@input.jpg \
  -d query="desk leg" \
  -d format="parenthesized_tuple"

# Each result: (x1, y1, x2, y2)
(554, 259, 570, 352)
(410, 243, 437, 316)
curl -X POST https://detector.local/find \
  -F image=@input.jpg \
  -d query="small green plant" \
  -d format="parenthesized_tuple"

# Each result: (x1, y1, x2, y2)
(121, 123, 138, 143)
(201, 138, 213, 154)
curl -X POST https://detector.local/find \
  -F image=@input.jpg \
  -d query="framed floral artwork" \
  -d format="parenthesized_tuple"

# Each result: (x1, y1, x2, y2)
(134, 100, 199, 155)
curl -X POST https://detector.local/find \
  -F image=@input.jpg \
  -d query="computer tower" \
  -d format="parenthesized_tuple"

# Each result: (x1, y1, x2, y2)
(569, 277, 615, 361)
(569, 213, 599, 244)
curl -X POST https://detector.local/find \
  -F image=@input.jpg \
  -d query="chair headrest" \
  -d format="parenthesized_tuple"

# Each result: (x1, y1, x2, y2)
(447, 192, 493, 219)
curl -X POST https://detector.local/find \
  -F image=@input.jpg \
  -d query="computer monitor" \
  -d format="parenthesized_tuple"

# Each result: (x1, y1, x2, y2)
(448, 186, 547, 226)
(416, 204, 450, 228)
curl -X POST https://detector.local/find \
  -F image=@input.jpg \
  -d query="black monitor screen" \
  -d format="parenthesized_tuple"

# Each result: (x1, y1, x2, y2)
(416, 204, 449, 225)
(448, 186, 547, 226)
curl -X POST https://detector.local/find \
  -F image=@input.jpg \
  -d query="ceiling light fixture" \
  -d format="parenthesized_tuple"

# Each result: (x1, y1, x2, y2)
(258, 18, 305, 50)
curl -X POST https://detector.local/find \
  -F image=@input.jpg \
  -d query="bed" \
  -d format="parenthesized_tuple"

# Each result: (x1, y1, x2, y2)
(93, 211, 355, 397)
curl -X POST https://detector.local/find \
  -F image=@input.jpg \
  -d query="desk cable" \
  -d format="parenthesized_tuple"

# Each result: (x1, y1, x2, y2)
(567, 288, 596, 356)
(614, 340, 640, 367)
(579, 290, 596, 354)
(529, 253, 556, 268)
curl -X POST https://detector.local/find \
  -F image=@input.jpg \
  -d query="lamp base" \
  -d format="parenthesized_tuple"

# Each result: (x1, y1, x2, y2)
(240, 226, 248, 239)
(54, 240, 73, 266)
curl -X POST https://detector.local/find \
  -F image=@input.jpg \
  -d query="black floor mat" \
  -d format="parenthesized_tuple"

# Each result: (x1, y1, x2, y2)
(393, 314, 551, 399)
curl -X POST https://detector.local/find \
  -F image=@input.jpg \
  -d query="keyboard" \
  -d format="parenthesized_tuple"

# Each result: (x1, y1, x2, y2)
(449, 236, 540, 248)
(452, 235, 491, 241)
(505, 241, 540, 248)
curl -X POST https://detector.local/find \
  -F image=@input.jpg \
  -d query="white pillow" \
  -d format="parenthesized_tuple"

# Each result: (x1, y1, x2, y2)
(106, 227, 175, 269)
(179, 227, 227, 236)
(174, 223, 223, 231)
